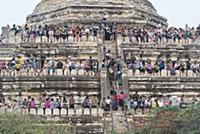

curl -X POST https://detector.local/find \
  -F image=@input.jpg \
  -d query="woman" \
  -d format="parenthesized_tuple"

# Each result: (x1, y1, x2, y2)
(62, 97, 69, 108)
(54, 27, 61, 42)
(118, 92, 125, 111)
(30, 98, 35, 108)
(82, 96, 89, 108)
(79, 60, 85, 75)
(69, 95, 75, 109)
(45, 98, 50, 109)
(15, 55, 23, 72)
(146, 60, 153, 74)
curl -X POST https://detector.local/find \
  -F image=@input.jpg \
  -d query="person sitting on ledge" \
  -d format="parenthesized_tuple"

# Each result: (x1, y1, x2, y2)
(82, 96, 89, 109)
(56, 59, 64, 75)
(47, 58, 56, 75)
(69, 95, 75, 109)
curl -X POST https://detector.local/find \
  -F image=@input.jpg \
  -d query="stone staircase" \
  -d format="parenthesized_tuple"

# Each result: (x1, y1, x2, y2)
(111, 111, 129, 133)
(103, 40, 118, 58)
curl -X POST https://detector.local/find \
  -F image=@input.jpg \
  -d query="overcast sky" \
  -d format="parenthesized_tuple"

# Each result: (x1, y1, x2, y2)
(0, 0, 200, 28)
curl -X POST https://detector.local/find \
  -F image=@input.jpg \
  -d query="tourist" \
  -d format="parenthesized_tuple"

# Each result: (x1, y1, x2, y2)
(105, 50, 112, 60)
(67, 57, 76, 75)
(28, 98, 35, 109)
(54, 27, 61, 42)
(48, 28, 54, 43)
(91, 96, 99, 108)
(92, 26, 98, 41)
(49, 98, 56, 109)
(111, 92, 118, 111)
(124, 97, 129, 112)
(15, 55, 23, 72)
(47, 58, 56, 75)
(138, 96, 145, 114)
(93, 61, 99, 76)
(0, 61, 7, 76)
(56, 60, 64, 75)
(138, 60, 145, 74)
(85, 56, 94, 75)
(85, 27, 90, 41)
(69, 95, 75, 109)
(62, 97, 69, 108)
(55, 98, 61, 109)
(118, 92, 125, 111)
(166, 59, 176, 76)
(146, 59, 153, 74)
(130, 93, 139, 114)
(45, 98, 50, 109)
(105, 96, 111, 111)
(40, 53, 46, 72)
(31, 56, 38, 75)
(151, 98, 158, 108)
(157, 98, 164, 107)
(82, 96, 89, 109)
(191, 61, 199, 75)
(22, 98, 29, 108)
(79, 60, 85, 75)
(101, 98, 108, 111)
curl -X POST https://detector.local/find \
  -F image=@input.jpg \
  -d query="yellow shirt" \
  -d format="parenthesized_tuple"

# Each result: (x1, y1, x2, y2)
(16, 57, 23, 69)
(152, 100, 157, 108)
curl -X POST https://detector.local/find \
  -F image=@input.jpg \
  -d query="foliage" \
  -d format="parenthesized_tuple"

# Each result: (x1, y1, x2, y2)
(0, 114, 73, 134)
(135, 105, 200, 134)
(110, 104, 200, 134)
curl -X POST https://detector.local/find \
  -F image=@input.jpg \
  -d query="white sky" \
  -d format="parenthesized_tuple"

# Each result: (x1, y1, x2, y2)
(0, 0, 200, 28)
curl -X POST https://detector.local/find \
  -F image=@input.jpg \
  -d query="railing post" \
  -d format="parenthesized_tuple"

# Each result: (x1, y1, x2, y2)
(5, 107, 7, 115)
(186, 70, 188, 77)
(20, 108, 23, 116)
(51, 109, 53, 115)
(100, 68, 109, 101)
(35, 108, 38, 115)
(59, 108, 61, 116)
(122, 66, 129, 96)
(43, 108, 46, 115)
(82, 108, 84, 115)
(66, 108, 68, 116)
(28, 108, 31, 115)
(89, 107, 92, 115)
(74, 108, 76, 115)
(97, 107, 99, 117)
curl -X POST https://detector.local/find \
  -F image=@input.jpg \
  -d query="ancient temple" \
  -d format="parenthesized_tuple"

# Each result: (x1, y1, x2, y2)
(26, 0, 167, 27)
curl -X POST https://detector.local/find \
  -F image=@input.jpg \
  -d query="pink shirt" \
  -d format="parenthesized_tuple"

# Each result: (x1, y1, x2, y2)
(31, 101, 35, 108)
(119, 94, 125, 101)
(45, 100, 49, 108)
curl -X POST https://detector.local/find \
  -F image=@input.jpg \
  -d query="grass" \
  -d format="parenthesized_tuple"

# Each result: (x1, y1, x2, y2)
(0, 114, 73, 134)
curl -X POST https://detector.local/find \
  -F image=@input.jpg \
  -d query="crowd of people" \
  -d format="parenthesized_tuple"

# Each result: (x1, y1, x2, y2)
(126, 53, 200, 76)
(2, 23, 200, 44)
(1, 92, 198, 115)
(6, 24, 100, 43)
(101, 91, 198, 114)
(3, 95, 99, 111)
(0, 54, 99, 76)
(1, 22, 200, 116)
(119, 24, 200, 44)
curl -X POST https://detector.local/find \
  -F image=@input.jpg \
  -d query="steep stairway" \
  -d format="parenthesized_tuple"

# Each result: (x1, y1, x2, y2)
(111, 111, 129, 133)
